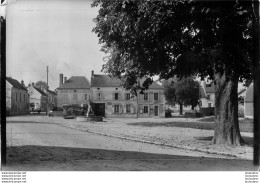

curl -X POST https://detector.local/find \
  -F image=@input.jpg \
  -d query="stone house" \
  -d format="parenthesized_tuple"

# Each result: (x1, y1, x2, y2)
(200, 81, 215, 108)
(28, 84, 48, 112)
(91, 71, 165, 118)
(56, 74, 91, 107)
(244, 83, 253, 119)
(45, 89, 57, 110)
(6, 77, 29, 115)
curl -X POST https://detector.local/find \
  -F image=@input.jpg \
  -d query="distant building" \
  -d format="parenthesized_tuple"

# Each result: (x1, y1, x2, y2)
(244, 83, 253, 119)
(6, 77, 29, 115)
(200, 82, 215, 108)
(28, 83, 48, 112)
(56, 74, 91, 107)
(45, 89, 57, 110)
(91, 71, 165, 118)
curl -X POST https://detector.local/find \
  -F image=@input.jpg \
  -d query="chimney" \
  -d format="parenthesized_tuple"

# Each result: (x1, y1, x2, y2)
(64, 77, 67, 83)
(59, 74, 63, 86)
(91, 70, 94, 77)
(21, 80, 24, 86)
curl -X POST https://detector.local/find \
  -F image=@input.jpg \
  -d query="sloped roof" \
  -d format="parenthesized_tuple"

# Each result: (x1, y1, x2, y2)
(199, 85, 206, 98)
(6, 77, 27, 91)
(245, 84, 253, 102)
(139, 78, 163, 89)
(91, 75, 163, 89)
(205, 83, 215, 93)
(34, 87, 47, 96)
(238, 88, 246, 96)
(91, 74, 121, 87)
(57, 76, 90, 89)
(47, 89, 57, 95)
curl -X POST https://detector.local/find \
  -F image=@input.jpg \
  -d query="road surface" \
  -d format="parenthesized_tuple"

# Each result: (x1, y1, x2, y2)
(3, 119, 258, 171)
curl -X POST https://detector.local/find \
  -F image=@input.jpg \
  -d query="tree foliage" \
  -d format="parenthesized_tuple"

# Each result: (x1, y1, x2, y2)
(35, 81, 48, 90)
(92, 0, 255, 85)
(92, 0, 258, 146)
(163, 77, 200, 112)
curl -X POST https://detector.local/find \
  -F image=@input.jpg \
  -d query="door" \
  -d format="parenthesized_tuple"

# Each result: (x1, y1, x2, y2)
(154, 106, 159, 116)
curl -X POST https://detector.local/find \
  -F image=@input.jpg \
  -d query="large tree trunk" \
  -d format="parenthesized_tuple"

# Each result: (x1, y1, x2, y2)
(179, 102, 183, 115)
(212, 72, 245, 146)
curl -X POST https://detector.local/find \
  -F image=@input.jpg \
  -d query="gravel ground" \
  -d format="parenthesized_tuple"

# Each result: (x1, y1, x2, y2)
(6, 115, 253, 160)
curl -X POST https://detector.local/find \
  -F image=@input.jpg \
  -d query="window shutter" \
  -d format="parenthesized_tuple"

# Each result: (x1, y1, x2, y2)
(112, 92, 115, 100)
(123, 105, 126, 113)
(131, 105, 134, 113)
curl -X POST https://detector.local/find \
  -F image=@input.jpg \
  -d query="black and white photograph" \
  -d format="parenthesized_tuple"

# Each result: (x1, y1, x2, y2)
(0, 0, 259, 182)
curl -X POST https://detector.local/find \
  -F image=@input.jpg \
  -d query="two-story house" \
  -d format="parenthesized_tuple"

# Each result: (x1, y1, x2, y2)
(91, 71, 165, 118)
(244, 83, 253, 119)
(56, 74, 91, 107)
(6, 77, 29, 115)
(45, 89, 57, 110)
(28, 83, 48, 112)
(200, 81, 215, 108)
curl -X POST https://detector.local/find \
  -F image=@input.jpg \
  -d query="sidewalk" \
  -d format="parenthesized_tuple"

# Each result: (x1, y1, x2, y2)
(7, 116, 253, 160)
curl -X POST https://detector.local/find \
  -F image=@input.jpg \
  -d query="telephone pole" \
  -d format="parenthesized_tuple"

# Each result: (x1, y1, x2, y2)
(46, 66, 49, 116)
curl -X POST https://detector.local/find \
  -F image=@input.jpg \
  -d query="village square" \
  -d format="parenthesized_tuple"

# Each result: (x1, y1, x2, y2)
(1, 0, 259, 175)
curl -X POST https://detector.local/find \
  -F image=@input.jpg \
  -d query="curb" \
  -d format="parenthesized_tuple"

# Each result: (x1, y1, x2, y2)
(55, 123, 249, 160)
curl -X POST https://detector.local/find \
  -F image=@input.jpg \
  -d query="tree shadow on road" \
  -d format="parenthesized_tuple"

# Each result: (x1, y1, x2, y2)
(3, 145, 257, 171)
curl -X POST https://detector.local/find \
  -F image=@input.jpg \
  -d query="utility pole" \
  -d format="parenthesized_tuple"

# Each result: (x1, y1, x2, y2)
(46, 66, 49, 116)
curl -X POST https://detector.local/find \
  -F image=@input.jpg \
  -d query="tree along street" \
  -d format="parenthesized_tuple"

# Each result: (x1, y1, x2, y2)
(4, 118, 257, 171)
(92, 1, 258, 146)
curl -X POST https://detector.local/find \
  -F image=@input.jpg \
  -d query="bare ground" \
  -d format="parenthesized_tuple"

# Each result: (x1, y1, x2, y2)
(6, 115, 254, 160)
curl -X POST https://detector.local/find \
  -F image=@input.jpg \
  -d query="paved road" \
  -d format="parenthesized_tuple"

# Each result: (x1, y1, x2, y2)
(4, 120, 258, 171)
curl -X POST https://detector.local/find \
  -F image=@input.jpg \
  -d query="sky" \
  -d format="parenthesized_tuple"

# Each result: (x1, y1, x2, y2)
(6, 0, 105, 90)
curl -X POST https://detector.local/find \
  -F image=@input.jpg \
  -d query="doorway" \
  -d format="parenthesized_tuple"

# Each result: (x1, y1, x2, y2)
(154, 106, 159, 116)
(93, 103, 105, 117)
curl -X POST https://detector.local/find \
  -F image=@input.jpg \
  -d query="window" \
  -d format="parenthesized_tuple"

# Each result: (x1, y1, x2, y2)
(114, 105, 119, 113)
(126, 105, 131, 113)
(126, 93, 131, 100)
(97, 93, 102, 100)
(73, 93, 77, 100)
(143, 106, 149, 113)
(144, 93, 148, 100)
(208, 103, 212, 107)
(85, 94, 88, 100)
(115, 93, 119, 100)
(207, 95, 210, 100)
(154, 93, 159, 100)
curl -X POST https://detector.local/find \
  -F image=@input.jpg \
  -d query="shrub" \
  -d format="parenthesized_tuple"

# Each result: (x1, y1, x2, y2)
(165, 109, 172, 117)
(184, 111, 202, 118)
